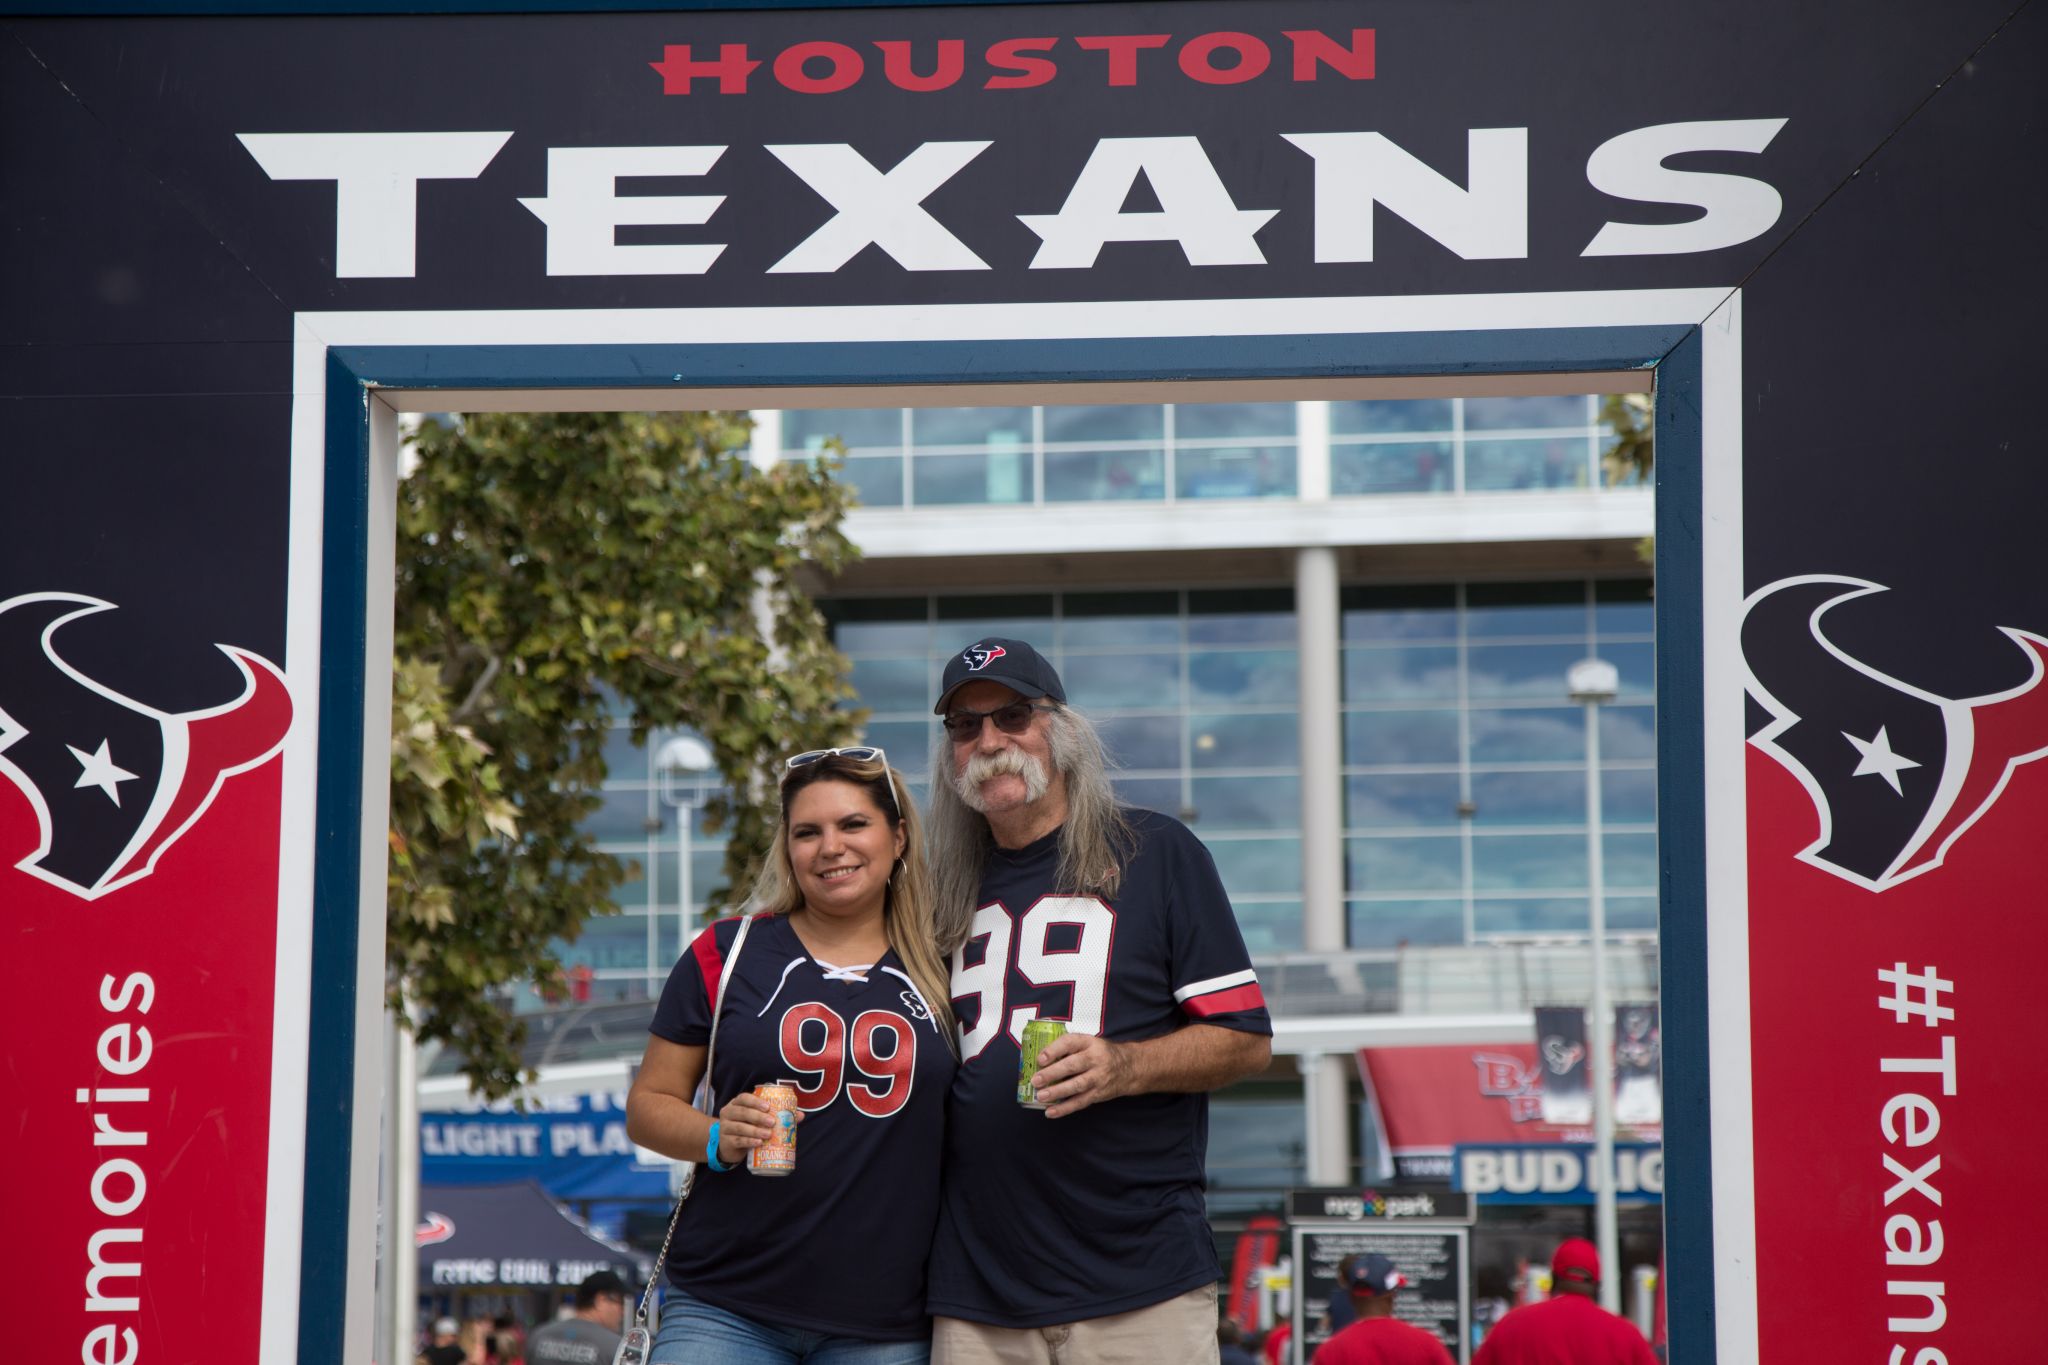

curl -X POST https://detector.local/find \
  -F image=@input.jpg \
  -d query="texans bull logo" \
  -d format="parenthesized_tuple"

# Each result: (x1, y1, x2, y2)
(1742, 575, 2048, 891)
(964, 644, 1007, 670)
(0, 592, 293, 900)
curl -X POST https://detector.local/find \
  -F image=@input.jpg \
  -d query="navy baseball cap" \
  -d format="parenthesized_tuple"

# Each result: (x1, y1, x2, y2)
(934, 638, 1067, 714)
(1343, 1253, 1407, 1296)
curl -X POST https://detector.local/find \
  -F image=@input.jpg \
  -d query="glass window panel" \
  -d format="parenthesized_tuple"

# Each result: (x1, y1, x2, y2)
(1205, 837, 1302, 894)
(607, 854, 652, 913)
(1603, 832, 1659, 889)
(1231, 900, 1304, 954)
(848, 655, 931, 715)
(1349, 899, 1465, 948)
(782, 407, 902, 449)
(602, 726, 649, 783)
(654, 848, 733, 913)
(1042, 403, 1165, 442)
(1191, 712, 1298, 768)
(1176, 445, 1298, 499)
(912, 450, 1033, 505)
(1189, 776, 1300, 831)
(1466, 642, 1596, 699)
(1330, 398, 1455, 435)
(1469, 708, 1585, 762)
(1341, 586, 1458, 641)
(837, 453, 905, 508)
(1462, 394, 1590, 430)
(1465, 438, 1592, 491)
(1112, 776, 1185, 816)
(1173, 402, 1296, 439)
(1468, 770, 1585, 826)
(1473, 897, 1588, 937)
(829, 602, 929, 654)
(1601, 768, 1657, 825)
(1096, 714, 1182, 770)
(1346, 836, 1463, 892)
(1599, 705, 1656, 760)
(1189, 649, 1298, 705)
(1344, 709, 1461, 765)
(1594, 581, 1655, 636)
(911, 406, 1033, 447)
(1063, 651, 1182, 711)
(1063, 592, 1181, 647)
(1464, 582, 1587, 638)
(558, 912, 655, 972)
(586, 786, 655, 840)
(1606, 897, 1658, 933)
(1343, 646, 1460, 702)
(1043, 447, 1166, 502)
(1605, 641, 1655, 698)
(1187, 590, 1293, 643)
(658, 913, 689, 967)
(933, 595, 1053, 648)
(852, 720, 935, 779)
(1345, 773, 1462, 828)
(1331, 441, 1454, 495)
(1471, 833, 1587, 889)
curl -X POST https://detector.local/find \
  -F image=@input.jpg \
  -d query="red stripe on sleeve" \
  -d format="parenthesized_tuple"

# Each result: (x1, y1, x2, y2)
(1182, 983, 1266, 1017)
(690, 921, 727, 1016)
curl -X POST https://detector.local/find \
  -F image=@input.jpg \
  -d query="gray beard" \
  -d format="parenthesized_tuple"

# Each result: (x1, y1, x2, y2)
(956, 748, 1050, 812)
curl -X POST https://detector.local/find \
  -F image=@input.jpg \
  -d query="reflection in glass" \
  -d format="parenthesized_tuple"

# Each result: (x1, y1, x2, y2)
(1464, 642, 1595, 699)
(1344, 709, 1461, 765)
(1604, 641, 1655, 697)
(1174, 402, 1296, 439)
(1346, 836, 1463, 892)
(1063, 652, 1182, 711)
(1349, 898, 1465, 947)
(1473, 897, 1589, 937)
(1190, 712, 1298, 768)
(913, 450, 1032, 505)
(1331, 441, 1454, 495)
(1044, 447, 1165, 502)
(1042, 404, 1165, 442)
(1601, 768, 1657, 824)
(838, 454, 905, 508)
(1062, 594, 1181, 647)
(1463, 394, 1589, 429)
(911, 406, 1032, 447)
(588, 786, 654, 840)
(1345, 773, 1463, 828)
(1177, 445, 1298, 499)
(1606, 897, 1658, 932)
(1230, 901, 1305, 954)
(1330, 398, 1454, 435)
(1594, 582, 1655, 637)
(1599, 706, 1657, 760)
(1343, 646, 1460, 702)
(1189, 649, 1299, 705)
(1190, 776, 1300, 830)
(1187, 591, 1293, 644)
(1467, 770, 1585, 826)
(1602, 832, 1659, 889)
(1465, 438, 1590, 491)
(1469, 708, 1585, 763)
(1112, 777, 1184, 816)
(1465, 582, 1585, 637)
(1471, 833, 1586, 889)
(1096, 714, 1182, 770)
(1205, 837, 1303, 894)
(848, 655, 930, 714)
(856, 720, 935, 779)
(784, 407, 902, 449)
(1342, 586, 1457, 641)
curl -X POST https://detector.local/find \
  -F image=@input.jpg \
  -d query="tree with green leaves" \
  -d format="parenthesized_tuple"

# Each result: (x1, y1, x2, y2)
(1601, 391, 1656, 568)
(387, 410, 862, 1098)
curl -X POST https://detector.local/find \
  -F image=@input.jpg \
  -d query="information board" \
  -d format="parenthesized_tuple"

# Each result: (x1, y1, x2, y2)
(1292, 1226, 1470, 1365)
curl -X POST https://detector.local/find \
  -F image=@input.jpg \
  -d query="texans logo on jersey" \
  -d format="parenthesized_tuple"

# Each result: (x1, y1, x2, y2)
(1742, 574, 2048, 891)
(0, 592, 293, 900)
(963, 644, 1007, 670)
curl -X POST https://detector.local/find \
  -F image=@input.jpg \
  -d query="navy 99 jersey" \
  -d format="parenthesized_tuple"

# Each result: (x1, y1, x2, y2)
(927, 809, 1273, 1327)
(649, 913, 956, 1340)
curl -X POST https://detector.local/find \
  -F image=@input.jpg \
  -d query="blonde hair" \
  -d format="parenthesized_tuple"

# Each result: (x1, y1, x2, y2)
(746, 754, 955, 1044)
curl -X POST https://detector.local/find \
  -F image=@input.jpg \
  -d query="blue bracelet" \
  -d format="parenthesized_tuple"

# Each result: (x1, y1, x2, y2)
(704, 1119, 734, 1172)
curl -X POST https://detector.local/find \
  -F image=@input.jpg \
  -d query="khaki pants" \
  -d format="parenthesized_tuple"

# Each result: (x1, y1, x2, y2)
(932, 1284, 1219, 1365)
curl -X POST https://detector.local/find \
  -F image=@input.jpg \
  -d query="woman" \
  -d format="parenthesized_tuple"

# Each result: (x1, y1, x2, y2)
(626, 747, 956, 1364)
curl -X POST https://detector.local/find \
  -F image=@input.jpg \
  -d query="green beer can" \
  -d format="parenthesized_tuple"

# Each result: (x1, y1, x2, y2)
(1017, 1019, 1068, 1108)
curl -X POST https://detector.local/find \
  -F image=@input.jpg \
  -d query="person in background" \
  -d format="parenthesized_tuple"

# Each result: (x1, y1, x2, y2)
(1309, 1254, 1452, 1365)
(1261, 1321, 1293, 1365)
(922, 638, 1273, 1364)
(418, 1317, 465, 1365)
(1472, 1239, 1657, 1365)
(1218, 1318, 1260, 1365)
(526, 1270, 627, 1364)
(1319, 1255, 1358, 1339)
(627, 748, 955, 1363)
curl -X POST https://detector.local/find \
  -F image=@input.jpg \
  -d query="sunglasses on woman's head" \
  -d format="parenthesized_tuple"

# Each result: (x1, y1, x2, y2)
(940, 700, 1053, 740)
(781, 745, 900, 820)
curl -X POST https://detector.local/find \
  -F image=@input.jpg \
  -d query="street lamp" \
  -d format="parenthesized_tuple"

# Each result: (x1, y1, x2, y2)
(657, 734, 716, 937)
(1567, 657, 1622, 1314)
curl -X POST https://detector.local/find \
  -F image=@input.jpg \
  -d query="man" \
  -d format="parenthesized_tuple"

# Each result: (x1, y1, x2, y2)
(416, 1317, 464, 1365)
(1472, 1239, 1657, 1365)
(1311, 1254, 1453, 1365)
(924, 637, 1274, 1364)
(526, 1269, 627, 1364)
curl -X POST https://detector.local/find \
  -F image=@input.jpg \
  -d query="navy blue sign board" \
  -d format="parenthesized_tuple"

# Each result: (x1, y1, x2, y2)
(1293, 1224, 1470, 1364)
(3, 2, 2042, 1361)
(1452, 1143, 1664, 1205)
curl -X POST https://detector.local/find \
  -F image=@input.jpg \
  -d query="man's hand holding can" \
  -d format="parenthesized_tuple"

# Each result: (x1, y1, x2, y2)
(1025, 1032, 1137, 1119)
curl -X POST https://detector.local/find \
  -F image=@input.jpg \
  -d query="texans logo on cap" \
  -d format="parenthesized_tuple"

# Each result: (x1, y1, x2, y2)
(964, 644, 1007, 671)
(0, 592, 293, 900)
(1742, 574, 2048, 891)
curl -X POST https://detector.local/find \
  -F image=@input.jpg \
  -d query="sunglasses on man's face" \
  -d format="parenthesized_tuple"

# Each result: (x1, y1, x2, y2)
(782, 745, 900, 820)
(941, 700, 1053, 740)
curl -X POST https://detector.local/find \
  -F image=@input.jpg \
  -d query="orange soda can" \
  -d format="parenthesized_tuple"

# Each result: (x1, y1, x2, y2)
(748, 1080, 800, 1176)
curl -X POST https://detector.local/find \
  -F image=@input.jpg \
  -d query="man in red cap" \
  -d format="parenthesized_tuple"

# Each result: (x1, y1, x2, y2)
(1312, 1253, 1454, 1365)
(1471, 1239, 1658, 1365)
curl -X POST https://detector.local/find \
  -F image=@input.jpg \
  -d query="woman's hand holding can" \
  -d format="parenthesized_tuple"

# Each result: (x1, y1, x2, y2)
(716, 1093, 778, 1161)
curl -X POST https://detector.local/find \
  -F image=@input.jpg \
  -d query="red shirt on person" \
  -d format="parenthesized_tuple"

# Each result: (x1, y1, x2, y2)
(1313, 1316, 1456, 1365)
(1471, 1293, 1658, 1365)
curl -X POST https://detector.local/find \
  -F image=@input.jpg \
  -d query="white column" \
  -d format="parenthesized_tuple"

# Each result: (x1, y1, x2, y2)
(1296, 543, 1349, 1183)
(381, 1008, 419, 1365)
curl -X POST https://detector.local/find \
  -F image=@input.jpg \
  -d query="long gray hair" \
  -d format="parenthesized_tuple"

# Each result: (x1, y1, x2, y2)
(925, 704, 1137, 951)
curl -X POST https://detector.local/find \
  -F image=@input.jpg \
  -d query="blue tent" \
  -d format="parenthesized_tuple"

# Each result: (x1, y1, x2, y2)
(418, 1180, 652, 1292)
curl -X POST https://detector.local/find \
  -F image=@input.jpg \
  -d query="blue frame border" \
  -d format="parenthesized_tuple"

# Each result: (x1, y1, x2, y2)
(309, 321, 1710, 1365)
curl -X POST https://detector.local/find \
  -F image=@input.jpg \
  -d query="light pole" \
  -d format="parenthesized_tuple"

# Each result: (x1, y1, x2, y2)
(657, 734, 716, 941)
(1568, 657, 1621, 1314)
